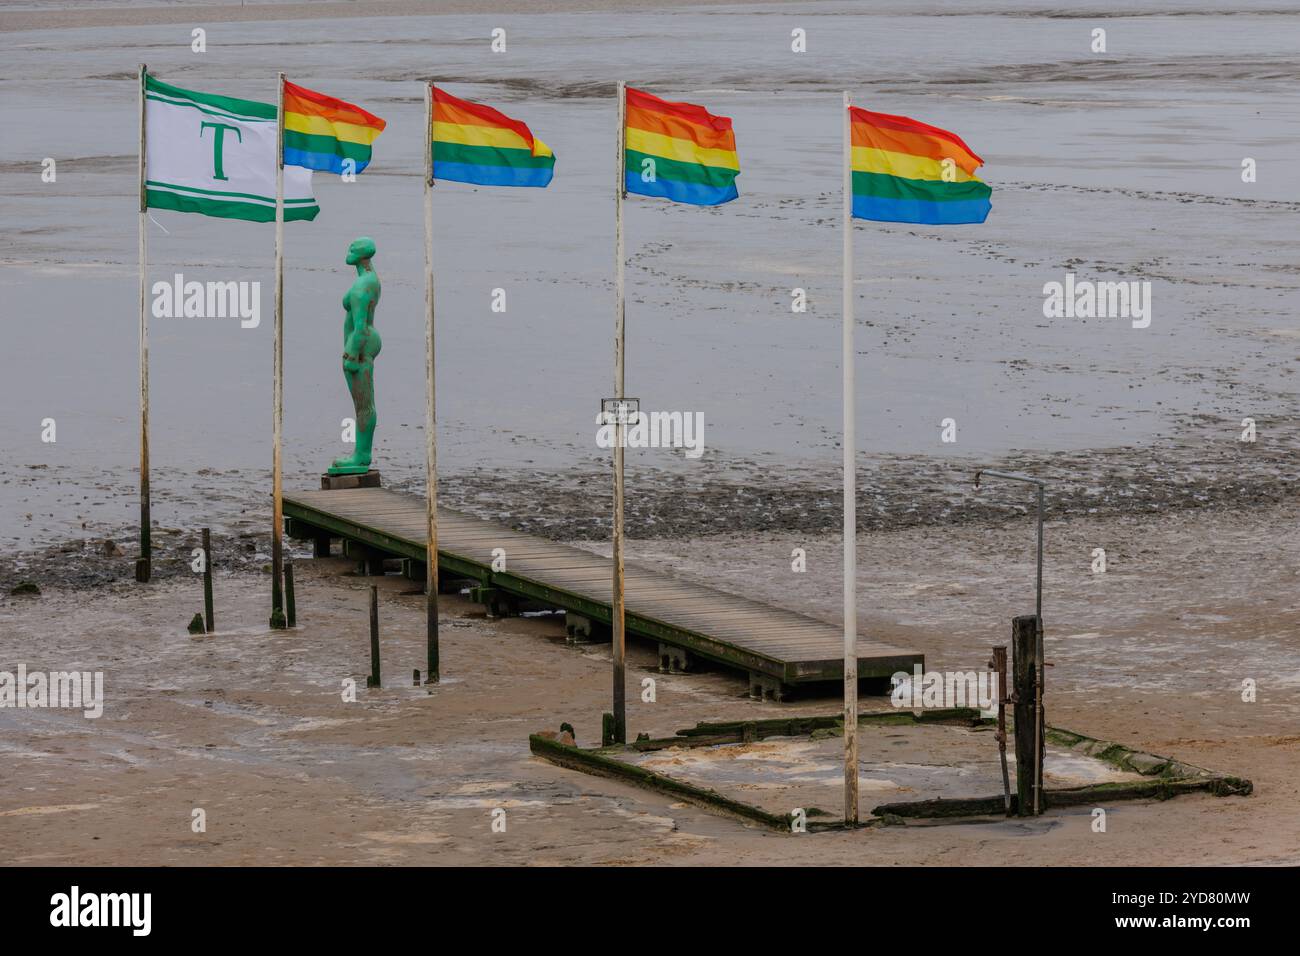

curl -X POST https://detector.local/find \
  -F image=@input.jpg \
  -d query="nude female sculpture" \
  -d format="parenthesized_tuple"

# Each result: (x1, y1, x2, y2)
(329, 236, 382, 475)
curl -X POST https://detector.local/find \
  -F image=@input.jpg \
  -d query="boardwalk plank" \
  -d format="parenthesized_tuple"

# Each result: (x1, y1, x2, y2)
(283, 487, 922, 686)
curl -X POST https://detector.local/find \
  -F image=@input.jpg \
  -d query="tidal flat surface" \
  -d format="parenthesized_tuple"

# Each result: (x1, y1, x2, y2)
(3, 0, 1298, 556)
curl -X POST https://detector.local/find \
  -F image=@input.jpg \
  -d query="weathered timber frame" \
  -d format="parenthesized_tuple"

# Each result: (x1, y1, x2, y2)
(530, 712, 1252, 832)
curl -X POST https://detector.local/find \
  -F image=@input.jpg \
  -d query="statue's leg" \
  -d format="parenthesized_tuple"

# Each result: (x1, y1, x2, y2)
(330, 367, 369, 473)
(352, 363, 377, 465)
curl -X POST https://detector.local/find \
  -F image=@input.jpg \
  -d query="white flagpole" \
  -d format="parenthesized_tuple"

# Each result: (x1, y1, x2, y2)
(136, 62, 151, 584)
(424, 81, 441, 683)
(611, 79, 627, 745)
(842, 91, 859, 825)
(270, 72, 287, 629)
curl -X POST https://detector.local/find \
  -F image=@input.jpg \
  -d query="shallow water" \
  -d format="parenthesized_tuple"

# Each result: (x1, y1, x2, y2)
(3, 0, 1298, 550)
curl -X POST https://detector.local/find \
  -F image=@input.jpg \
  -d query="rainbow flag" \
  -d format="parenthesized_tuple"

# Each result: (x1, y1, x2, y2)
(849, 107, 990, 225)
(431, 87, 555, 188)
(625, 87, 739, 206)
(282, 80, 386, 175)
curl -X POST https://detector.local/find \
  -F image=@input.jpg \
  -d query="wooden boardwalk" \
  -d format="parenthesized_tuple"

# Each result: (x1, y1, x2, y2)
(283, 487, 922, 699)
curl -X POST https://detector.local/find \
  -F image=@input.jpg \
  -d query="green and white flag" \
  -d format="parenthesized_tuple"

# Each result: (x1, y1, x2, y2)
(145, 74, 319, 223)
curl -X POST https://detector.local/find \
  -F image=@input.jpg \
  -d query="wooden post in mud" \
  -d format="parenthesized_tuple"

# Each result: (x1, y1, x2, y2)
(840, 90, 858, 826)
(269, 71, 287, 630)
(991, 645, 1010, 814)
(974, 469, 1048, 814)
(136, 62, 151, 584)
(284, 561, 296, 628)
(610, 79, 628, 746)
(202, 528, 214, 633)
(1012, 615, 1043, 815)
(423, 80, 440, 684)
(367, 585, 381, 688)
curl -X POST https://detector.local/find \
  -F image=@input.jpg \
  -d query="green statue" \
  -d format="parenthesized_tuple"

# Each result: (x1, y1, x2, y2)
(329, 237, 382, 476)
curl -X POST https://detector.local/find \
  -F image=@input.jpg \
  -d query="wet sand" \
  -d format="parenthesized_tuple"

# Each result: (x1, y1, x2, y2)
(2, 497, 1296, 865)
(2, 0, 1298, 865)
(5, 1, 1300, 552)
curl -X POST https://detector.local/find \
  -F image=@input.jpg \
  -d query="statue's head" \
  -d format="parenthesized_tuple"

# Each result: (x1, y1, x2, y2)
(346, 236, 376, 265)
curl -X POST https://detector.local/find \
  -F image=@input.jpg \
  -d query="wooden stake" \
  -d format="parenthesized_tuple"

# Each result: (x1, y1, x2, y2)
(284, 560, 296, 628)
(270, 71, 286, 630)
(610, 80, 627, 746)
(368, 585, 381, 688)
(202, 527, 214, 633)
(991, 645, 1010, 814)
(136, 63, 151, 584)
(841, 91, 858, 826)
(423, 81, 440, 684)
(974, 469, 1048, 814)
(1012, 614, 1043, 815)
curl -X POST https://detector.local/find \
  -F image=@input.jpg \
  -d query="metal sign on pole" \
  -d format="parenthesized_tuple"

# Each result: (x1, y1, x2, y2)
(841, 91, 859, 826)
(610, 80, 628, 746)
(269, 72, 287, 630)
(423, 80, 440, 683)
(601, 397, 639, 423)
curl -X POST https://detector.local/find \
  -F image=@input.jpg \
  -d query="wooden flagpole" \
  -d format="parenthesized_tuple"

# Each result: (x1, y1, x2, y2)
(270, 71, 287, 629)
(424, 80, 441, 683)
(841, 91, 859, 825)
(136, 63, 151, 584)
(611, 79, 628, 745)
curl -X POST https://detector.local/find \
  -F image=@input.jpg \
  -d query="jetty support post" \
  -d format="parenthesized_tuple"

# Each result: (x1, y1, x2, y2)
(284, 560, 296, 628)
(367, 585, 381, 688)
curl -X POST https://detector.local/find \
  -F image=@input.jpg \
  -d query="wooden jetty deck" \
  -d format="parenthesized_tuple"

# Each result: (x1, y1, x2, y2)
(283, 487, 922, 699)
